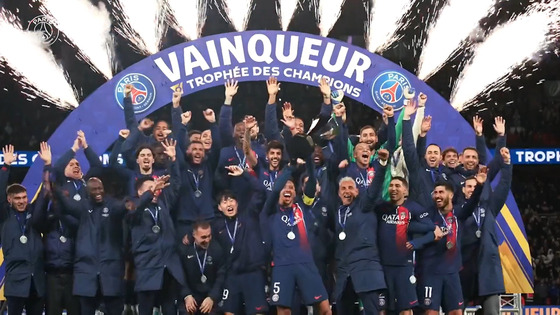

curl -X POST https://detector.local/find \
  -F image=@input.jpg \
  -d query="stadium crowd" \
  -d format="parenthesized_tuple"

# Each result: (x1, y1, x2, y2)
(1, 77, 515, 315)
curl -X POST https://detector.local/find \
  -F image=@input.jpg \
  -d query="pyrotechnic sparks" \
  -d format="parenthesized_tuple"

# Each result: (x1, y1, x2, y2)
(0, 9, 78, 108)
(219, 0, 254, 32)
(417, 0, 494, 80)
(450, 1, 560, 111)
(313, 0, 346, 37)
(365, 0, 415, 53)
(110, 0, 167, 55)
(277, 0, 300, 31)
(167, 0, 208, 40)
(39, 0, 114, 79)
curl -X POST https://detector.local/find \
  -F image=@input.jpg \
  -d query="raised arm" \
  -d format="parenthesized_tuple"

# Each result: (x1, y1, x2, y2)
(79, 131, 103, 171)
(486, 116, 507, 182)
(159, 139, 181, 209)
(243, 116, 258, 169)
(412, 93, 427, 144)
(0, 145, 16, 221)
(264, 77, 283, 143)
(218, 79, 238, 147)
(363, 149, 389, 211)
(264, 166, 294, 215)
(302, 155, 317, 206)
(489, 148, 513, 217)
(383, 105, 397, 156)
(204, 110, 222, 171)
(53, 136, 80, 178)
(455, 167, 486, 220)
(122, 84, 138, 130)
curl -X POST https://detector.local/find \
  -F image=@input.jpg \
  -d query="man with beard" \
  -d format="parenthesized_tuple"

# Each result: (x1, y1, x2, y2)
(0, 144, 50, 315)
(181, 221, 227, 315)
(338, 106, 395, 194)
(264, 158, 331, 315)
(374, 177, 442, 315)
(212, 165, 269, 315)
(127, 139, 186, 315)
(53, 130, 103, 201)
(416, 168, 487, 315)
(55, 175, 134, 315)
(459, 148, 512, 315)
(172, 93, 221, 239)
(333, 149, 389, 315)
(401, 100, 447, 208)
(109, 129, 167, 196)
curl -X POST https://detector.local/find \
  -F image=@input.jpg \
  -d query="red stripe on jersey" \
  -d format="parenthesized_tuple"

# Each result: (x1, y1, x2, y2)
(293, 203, 310, 251)
(396, 206, 410, 253)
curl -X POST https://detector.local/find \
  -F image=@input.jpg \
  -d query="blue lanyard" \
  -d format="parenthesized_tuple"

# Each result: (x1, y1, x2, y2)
(327, 142, 334, 153)
(233, 147, 246, 169)
(187, 170, 200, 191)
(147, 205, 160, 225)
(359, 169, 369, 188)
(58, 220, 64, 235)
(473, 207, 482, 228)
(194, 244, 207, 275)
(16, 212, 28, 235)
(439, 211, 457, 237)
(72, 180, 82, 193)
(268, 171, 277, 186)
(225, 218, 238, 245)
(338, 206, 350, 230)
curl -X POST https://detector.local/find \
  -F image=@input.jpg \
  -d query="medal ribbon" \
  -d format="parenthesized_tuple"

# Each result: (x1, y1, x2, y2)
(338, 206, 350, 230)
(225, 218, 238, 250)
(439, 211, 458, 249)
(187, 170, 201, 193)
(194, 243, 207, 276)
(16, 211, 28, 236)
(233, 147, 247, 169)
(147, 205, 160, 225)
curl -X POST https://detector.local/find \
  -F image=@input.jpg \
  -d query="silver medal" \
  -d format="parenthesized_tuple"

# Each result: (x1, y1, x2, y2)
(73, 194, 81, 201)
(152, 225, 161, 233)
(287, 231, 296, 240)
(20, 235, 28, 244)
(409, 275, 417, 284)
(475, 230, 481, 238)
(194, 190, 202, 198)
(338, 231, 347, 240)
(59, 236, 67, 243)
(201, 274, 207, 283)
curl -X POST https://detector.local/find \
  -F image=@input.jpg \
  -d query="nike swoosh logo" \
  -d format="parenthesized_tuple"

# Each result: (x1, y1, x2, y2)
(314, 295, 322, 300)
(187, 255, 194, 259)
(255, 307, 263, 311)
(410, 300, 418, 305)
(459, 302, 464, 306)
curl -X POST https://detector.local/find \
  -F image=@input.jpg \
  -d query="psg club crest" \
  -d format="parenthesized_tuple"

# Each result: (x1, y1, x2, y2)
(115, 73, 156, 114)
(371, 71, 412, 111)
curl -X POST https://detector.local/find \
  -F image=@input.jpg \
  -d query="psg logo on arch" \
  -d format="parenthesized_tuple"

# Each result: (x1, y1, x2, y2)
(371, 71, 412, 111)
(115, 73, 156, 114)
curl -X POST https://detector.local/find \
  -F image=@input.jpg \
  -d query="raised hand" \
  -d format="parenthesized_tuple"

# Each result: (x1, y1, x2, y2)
(226, 165, 244, 176)
(403, 98, 418, 119)
(224, 79, 238, 105)
(266, 77, 280, 95)
(319, 77, 331, 98)
(38, 142, 52, 165)
(2, 144, 16, 166)
(473, 115, 483, 136)
(71, 136, 80, 152)
(161, 139, 177, 160)
(282, 102, 294, 121)
(181, 111, 192, 125)
(77, 130, 88, 149)
(244, 115, 257, 130)
(334, 103, 346, 118)
(124, 84, 132, 97)
(475, 165, 488, 185)
(119, 129, 130, 139)
(418, 92, 427, 107)
(493, 116, 506, 136)
(338, 159, 349, 169)
(382, 105, 394, 118)
(203, 109, 216, 123)
(377, 148, 389, 162)
(163, 130, 172, 138)
(500, 147, 511, 164)
(172, 86, 183, 108)
(152, 175, 171, 192)
(420, 116, 432, 136)
(139, 118, 154, 131)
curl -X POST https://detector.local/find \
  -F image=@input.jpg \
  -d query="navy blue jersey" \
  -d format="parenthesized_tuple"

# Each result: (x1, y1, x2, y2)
(375, 200, 432, 266)
(339, 162, 375, 194)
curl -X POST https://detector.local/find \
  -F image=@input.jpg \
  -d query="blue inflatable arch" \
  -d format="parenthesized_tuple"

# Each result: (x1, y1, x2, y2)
(21, 31, 532, 292)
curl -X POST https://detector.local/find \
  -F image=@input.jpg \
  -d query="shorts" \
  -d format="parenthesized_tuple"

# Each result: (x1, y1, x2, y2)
(221, 270, 269, 315)
(418, 273, 464, 312)
(270, 263, 328, 306)
(384, 265, 419, 311)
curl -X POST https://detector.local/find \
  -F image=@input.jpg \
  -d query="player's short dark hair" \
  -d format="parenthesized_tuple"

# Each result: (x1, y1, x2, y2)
(193, 221, 211, 232)
(135, 144, 154, 158)
(188, 130, 202, 138)
(216, 190, 237, 203)
(442, 147, 458, 157)
(360, 125, 376, 135)
(7, 184, 26, 196)
(462, 146, 479, 155)
(391, 176, 409, 188)
(189, 140, 204, 147)
(154, 119, 170, 128)
(463, 176, 478, 186)
(267, 140, 284, 153)
(134, 176, 154, 193)
(426, 143, 442, 152)
(434, 181, 454, 192)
